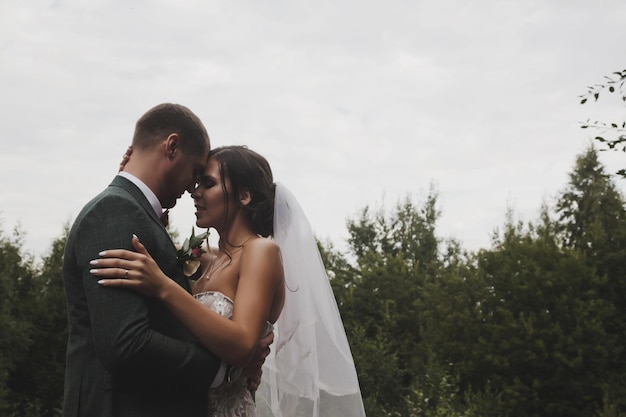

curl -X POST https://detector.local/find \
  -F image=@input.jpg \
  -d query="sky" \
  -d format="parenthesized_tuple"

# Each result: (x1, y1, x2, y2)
(1, 0, 625, 260)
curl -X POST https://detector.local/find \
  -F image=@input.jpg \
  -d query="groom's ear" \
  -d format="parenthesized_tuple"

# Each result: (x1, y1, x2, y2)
(239, 188, 252, 207)
(164, 133, 180, 159)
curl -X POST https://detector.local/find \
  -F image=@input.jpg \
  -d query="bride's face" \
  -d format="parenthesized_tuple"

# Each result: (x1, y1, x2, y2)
(192, 156, 233, 230)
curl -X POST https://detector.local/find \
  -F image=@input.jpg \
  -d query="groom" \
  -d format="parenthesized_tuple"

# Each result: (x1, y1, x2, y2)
(63, 104, 263, 417)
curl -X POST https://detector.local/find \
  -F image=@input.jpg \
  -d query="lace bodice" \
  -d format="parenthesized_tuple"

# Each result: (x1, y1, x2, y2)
(194, 290, 273, 335)
(194, 291, 235, 319)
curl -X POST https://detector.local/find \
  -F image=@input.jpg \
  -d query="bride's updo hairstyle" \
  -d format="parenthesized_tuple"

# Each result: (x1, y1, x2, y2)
(209, 146, 275, 238)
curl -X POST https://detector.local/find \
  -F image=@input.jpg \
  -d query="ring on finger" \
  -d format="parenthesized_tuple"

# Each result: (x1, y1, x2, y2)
(125, 269, 129, 279)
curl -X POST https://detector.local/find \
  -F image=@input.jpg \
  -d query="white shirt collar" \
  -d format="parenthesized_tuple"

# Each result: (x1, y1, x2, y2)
(117, 171, 163, 217)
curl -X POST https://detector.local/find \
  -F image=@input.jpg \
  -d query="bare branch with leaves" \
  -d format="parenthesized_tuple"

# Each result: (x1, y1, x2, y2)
(579, 69, 626, 178)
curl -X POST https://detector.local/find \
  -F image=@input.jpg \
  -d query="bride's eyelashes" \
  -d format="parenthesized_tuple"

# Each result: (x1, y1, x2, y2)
(198, 176, 216, 189)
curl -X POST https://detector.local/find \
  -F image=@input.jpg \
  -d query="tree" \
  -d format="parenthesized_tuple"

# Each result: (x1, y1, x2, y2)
(555, 146, 626, 271)
(0, 224, 68, 417)
(451, 147, 626, 416)
(0, 224, 39, 416)
(323, 188, 473, 416)
(474, 214, 610, 417)
(555, 147, 626, 413)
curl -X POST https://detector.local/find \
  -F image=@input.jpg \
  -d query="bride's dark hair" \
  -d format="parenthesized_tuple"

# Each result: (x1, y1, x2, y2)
(209, 145, 275, 237)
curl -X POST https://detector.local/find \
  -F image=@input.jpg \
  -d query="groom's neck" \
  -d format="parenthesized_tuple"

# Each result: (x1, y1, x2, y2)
(122, 153, 166, 198)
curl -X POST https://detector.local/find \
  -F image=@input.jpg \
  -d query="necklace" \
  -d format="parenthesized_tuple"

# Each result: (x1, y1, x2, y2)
(202, 236, 256, 282)
(202, 256, 228, 282)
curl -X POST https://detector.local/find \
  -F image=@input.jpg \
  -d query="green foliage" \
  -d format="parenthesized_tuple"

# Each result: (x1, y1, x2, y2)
(0, 224, 36, 416)
(176, 227, 208, 263)
(321, 146, 626, 417)
(0, 223, 67, 417)
(556, 146, 626, 256)
(475, 219, 610, 416)
(323, 189, 474, 416)
(558, 147, 626, 407)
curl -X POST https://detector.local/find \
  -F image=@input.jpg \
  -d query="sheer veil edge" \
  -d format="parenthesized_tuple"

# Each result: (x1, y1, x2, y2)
(255, 183, 366, 417)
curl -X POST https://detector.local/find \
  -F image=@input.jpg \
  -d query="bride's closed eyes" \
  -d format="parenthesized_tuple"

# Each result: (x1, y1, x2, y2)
(197, 176, 217, 189)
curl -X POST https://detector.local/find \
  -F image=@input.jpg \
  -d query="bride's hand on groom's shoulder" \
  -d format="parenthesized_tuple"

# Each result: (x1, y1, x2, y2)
(91, 234, 171, 299)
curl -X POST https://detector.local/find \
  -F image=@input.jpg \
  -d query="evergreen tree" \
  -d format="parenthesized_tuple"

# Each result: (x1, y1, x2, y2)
(556, 146, 626, 262)
(0, 224, 38, 416)
(0, 224, 68, 417)
(555, 146, 626, 412)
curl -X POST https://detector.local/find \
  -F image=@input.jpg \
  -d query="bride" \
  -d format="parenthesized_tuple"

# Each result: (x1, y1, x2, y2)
(92, 145, 366, 417)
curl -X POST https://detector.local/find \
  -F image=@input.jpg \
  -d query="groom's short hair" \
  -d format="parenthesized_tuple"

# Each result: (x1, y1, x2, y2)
(132, 103, 210, 155)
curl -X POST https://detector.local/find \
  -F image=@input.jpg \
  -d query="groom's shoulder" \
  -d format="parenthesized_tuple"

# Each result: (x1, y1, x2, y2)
(85, 180, 133, 206)
(73, 180, 140, 223)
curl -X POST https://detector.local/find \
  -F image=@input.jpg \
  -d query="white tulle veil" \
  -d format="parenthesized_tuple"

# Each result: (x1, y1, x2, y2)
(255, 183, 366, 417)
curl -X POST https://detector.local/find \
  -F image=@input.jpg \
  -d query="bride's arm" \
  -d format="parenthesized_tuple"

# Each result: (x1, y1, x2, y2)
(92, 235, 283, 368)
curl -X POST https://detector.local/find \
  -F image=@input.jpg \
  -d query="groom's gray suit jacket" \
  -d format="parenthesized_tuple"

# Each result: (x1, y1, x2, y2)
(62, 175, 220, 417)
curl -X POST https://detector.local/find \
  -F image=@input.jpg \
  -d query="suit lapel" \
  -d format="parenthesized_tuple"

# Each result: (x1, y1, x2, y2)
(109, 176, 191, 293)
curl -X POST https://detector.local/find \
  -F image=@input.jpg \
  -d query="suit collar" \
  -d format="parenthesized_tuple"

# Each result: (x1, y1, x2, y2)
(110, 175, 163, 227)
(117, 171, 162, 217)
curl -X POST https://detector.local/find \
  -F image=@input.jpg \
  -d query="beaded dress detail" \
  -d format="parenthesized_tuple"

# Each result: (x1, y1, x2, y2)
(193, 291, 255, 417)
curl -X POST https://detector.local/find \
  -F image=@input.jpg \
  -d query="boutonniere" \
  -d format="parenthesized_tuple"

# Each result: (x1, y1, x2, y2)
(177, 228, 208, 277)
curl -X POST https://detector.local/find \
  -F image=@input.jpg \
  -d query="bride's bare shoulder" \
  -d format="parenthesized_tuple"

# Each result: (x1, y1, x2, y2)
(242, 238, 282, 273)
(245, 236, 280, 253)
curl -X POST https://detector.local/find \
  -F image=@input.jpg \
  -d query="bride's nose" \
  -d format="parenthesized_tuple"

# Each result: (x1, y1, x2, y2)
(189, 183, 201, 197)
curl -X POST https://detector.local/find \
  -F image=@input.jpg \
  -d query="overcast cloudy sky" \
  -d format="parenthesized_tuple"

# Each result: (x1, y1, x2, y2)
(2, 0, 625, 259)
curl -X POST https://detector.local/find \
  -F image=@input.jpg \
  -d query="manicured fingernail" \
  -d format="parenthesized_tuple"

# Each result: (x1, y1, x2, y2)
(133, 234, 138, 239)
(89, 269, 98, 274)
(90, 260, 98, 265)
(97, 280, 105, 285)
(99, 251, 106, 256)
